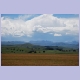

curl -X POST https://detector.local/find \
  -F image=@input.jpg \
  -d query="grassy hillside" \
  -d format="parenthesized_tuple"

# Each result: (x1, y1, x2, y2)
(1, 43, 79, 54)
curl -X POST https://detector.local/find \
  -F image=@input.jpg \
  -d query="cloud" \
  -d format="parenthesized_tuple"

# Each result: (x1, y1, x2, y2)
(54, 33, 62, 36)
(1, 14, 79, 37)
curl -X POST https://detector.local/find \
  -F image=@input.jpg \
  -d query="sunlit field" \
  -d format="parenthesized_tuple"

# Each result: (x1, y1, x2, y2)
(1, 53, 79, 66)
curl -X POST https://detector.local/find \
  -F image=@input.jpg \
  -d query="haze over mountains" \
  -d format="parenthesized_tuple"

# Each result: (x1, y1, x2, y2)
(1, 40, 79, 49)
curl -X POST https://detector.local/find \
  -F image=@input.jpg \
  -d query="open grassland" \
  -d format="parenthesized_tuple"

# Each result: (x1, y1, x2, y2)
(1, 53, 79, 66)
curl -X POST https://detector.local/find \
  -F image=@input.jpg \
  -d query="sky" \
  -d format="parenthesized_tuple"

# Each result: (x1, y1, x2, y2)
(1, 14, 79, 42)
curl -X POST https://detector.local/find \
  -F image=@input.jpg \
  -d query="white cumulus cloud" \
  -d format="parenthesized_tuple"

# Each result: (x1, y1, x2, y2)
(54, 33, 62, 36)
(1, 14, 79, 37)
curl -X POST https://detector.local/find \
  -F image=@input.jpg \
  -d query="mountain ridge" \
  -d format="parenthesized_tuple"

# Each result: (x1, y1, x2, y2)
(1, 40, 79, 49)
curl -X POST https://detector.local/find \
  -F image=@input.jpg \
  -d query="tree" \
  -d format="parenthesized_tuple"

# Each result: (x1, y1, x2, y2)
(73, 50, 76, 52)
(28, 50, 33, 53)
(34, 51, 36, 53)
(43, 51, 45, 53)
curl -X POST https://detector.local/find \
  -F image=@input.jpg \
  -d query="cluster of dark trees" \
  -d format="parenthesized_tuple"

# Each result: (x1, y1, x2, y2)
(45, 46, 78, 52)
(4, 47, 46, 53)
(28, 50, 45, 53)
(5, 47, 24, 53)
(28, 50, 36, 53)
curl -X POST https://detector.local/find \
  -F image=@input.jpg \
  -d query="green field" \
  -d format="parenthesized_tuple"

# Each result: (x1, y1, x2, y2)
(1, 44, 79, 54)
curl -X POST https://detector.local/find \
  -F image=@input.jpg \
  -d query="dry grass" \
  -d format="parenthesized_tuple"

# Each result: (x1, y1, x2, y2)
(1, 53, 79, 66)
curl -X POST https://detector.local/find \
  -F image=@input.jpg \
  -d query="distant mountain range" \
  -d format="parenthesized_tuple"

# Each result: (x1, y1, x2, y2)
(1, 40, 79, 49)
(1, 41, 26, 45)
(29, 40, 79, 49)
